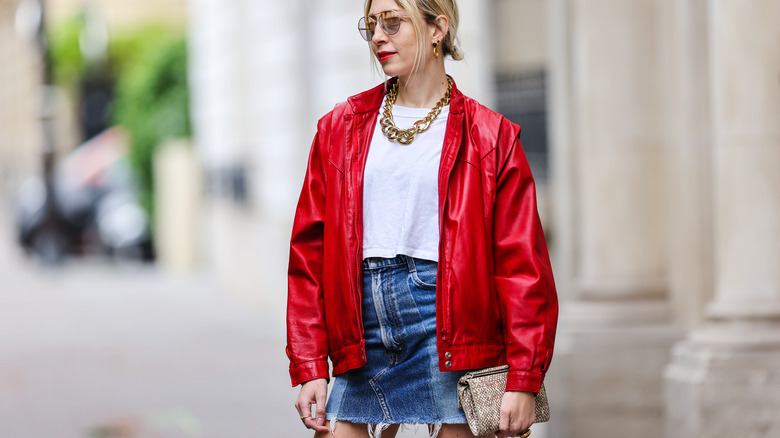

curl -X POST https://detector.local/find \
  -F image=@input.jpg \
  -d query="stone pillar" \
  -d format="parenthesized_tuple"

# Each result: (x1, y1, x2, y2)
(0, 0, 41, 196)
(154, 140, 202, 272)
(307, 0, 377, 125)
(246, 0, 310, 218)
(188, 0, 252, 174)
(445, 0, 495, 108)
(664, 1, 780, 436)
(659, 0, 714, 329)
(189, 0, 257, 303)
(191, 0, 313, 217)
(547, 0, 681, 436)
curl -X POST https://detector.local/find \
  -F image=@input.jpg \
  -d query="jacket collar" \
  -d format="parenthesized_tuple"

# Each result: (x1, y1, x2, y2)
(347, 75, 465, 115)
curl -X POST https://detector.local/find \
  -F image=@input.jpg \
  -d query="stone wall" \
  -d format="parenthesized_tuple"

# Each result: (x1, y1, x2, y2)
(0, 0, 42, 197)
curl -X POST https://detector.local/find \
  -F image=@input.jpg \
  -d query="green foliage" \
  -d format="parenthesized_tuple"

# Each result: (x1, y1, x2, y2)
(48, 14, 88, 86)
(46, 19, 191, 227)
(110, 28, 192, 220)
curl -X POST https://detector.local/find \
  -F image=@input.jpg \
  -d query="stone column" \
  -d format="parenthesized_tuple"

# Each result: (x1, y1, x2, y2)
(659, 0, 714, 329)
(547, 0, 681, 436)
(0, 0, 41, 196)
(188, 0, 251, 174)
(445, 0, 495, 108)
(154, 140, 202, 272)
(246, 0, 309, 217)
(306, 0, 377, 125)
(664, 1, 780, 436)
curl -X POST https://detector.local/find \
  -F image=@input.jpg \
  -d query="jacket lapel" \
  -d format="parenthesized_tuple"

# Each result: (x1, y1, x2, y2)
(439, 81, 465, 226)
(344, 81, 385, 264)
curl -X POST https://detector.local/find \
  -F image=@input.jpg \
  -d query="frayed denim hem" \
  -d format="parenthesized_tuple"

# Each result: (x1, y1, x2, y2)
(326, 416, 468, 438)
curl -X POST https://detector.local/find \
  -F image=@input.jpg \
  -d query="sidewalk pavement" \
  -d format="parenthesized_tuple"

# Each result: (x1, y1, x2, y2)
(0, 203, 311, 438)
(0, 203, 441, 438)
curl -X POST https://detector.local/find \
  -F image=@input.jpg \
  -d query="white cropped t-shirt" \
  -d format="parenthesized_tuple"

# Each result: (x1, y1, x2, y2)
(362, 97, 449, 262)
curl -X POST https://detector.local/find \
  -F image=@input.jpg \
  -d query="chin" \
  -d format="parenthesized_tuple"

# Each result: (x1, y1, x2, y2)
(380, 65, 411, 79)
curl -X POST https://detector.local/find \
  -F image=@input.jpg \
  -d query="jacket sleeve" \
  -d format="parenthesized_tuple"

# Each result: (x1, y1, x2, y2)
(492, 121, 559, 393)
(286, 128, 330, 387)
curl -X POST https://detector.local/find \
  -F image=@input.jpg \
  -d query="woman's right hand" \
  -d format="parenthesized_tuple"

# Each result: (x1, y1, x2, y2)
(295, 378, 329, 432)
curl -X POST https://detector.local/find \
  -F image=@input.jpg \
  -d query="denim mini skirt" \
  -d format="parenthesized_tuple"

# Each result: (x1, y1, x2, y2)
(325, 255, 468, 432)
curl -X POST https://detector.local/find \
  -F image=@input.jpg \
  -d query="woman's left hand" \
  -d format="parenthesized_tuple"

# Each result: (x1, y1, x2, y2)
(496, 391, 536, 438)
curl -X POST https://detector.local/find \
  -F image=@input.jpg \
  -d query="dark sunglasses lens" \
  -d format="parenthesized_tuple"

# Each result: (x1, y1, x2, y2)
(382, 16, 401, 35)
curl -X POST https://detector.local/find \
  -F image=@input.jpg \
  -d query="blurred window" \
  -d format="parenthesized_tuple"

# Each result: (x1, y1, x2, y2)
(207, 165, 249, 205)
(495, 69, 548, 183)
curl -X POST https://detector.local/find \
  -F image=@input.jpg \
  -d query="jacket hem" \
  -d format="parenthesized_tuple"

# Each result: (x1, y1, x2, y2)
(437, 344, 505, 371)
(289, 358, 330, 387)
(505, 371, 544, 393)
(331, 340, 367, 375)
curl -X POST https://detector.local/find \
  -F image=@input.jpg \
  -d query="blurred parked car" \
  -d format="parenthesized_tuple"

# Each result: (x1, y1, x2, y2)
(15, 127, 154, 264)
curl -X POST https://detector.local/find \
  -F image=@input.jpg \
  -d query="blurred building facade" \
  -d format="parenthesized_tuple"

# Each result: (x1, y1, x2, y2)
(0, 0, 187, 197)
(1, 0, 777, 436)
(47, 0, 187, 29)
(548, 1, 780, 437)
(0, 0, 44, 198)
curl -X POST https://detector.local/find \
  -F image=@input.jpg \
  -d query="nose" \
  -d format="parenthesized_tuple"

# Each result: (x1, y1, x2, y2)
(371, 23, 388, 45)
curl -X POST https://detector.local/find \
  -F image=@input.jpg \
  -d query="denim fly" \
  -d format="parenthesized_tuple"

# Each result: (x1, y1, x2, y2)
(325, 255, 468, 433)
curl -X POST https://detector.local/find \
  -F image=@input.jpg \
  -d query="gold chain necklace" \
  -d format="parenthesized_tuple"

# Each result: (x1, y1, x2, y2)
(380, 77, 452, 145)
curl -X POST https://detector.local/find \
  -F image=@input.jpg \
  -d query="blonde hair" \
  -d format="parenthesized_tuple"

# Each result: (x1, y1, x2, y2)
(364, 0, 463, 75)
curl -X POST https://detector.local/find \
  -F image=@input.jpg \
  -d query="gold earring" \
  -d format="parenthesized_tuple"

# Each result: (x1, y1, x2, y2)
(433, 41, 439, 59)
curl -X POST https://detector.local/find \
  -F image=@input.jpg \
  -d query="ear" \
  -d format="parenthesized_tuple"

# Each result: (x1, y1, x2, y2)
(430, 14, 450, 43)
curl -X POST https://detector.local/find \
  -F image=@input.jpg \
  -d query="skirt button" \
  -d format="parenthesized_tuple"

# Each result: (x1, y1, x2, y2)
(445, 351, 452, 359)
(445, 360, 452, 368)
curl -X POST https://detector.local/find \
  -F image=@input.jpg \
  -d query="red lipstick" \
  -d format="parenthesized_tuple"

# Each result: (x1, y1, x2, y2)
(377, 51, 395, 62)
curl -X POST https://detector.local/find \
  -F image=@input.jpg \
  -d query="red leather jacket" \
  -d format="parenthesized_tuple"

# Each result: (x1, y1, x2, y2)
(286, 78, 558, 393)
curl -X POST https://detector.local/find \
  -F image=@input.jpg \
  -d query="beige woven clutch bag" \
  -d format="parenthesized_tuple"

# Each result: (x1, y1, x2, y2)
(457, 365, 550, 436)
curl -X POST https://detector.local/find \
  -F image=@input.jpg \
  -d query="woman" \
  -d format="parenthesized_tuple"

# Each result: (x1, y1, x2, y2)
(286, 0, 558, 437)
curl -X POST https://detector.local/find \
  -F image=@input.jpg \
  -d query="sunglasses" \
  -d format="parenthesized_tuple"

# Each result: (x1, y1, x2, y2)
(358, 10, 409, 41)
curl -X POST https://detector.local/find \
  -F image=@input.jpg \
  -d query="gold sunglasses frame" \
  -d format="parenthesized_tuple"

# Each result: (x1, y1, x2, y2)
(358, 10, 409, 41)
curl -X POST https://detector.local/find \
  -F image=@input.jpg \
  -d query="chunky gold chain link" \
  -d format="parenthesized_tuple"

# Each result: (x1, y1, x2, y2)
(380, 77, 452, 145)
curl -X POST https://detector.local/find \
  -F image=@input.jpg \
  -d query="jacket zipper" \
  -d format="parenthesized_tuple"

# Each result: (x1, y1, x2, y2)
(355, 230, 363, 338)
(440, 252, 450, 343)
(438, 126, 455, 346)
(438, 183, 451, 344)
(350, 117, 365, 341)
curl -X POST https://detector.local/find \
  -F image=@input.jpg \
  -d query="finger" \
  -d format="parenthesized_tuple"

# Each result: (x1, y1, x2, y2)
(514, 413, 530, 436)
(295, 389, 312, 412)
(298, 399, 313, 419)
(513, 417, 533, 436)
(508, 421, 522, 437)
(296, 397, 315, 430)
(518, 418, 533, 434)
(300, 403, 327, 432)
(299, 410, 313, 429)
(516, 405, 535, 432)
(498, 406, 511, 438)
(304, 415, 329, 432)
(314, 389, 327, 427)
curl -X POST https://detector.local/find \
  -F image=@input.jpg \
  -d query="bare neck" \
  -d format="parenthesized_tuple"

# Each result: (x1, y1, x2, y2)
(394, 64, 449, 109)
